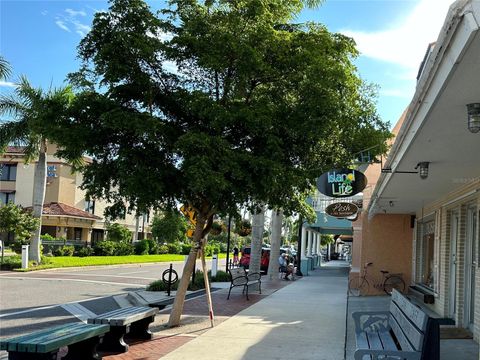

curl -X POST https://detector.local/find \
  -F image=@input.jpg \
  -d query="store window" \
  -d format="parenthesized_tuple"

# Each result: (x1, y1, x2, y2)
(417, 220, 436, 289)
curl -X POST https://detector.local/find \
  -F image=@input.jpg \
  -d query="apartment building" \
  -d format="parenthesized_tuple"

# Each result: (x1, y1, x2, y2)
(0, 144, 151, 244)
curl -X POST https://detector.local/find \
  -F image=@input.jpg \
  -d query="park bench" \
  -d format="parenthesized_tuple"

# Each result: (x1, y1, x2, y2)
(352, 289, 439, 360)
(227, 267, 261, 300)
(88, 306, 158, 353)
(0, 322, 109, 360)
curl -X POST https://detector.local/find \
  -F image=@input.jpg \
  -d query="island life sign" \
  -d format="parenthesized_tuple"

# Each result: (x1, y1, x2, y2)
(325, 202, 359, 218)
(316, 169, 367, 198)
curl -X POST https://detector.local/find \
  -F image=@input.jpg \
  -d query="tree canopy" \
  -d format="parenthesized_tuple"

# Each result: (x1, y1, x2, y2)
(45, 0, 392, 326)
(50, 0, 391, 220)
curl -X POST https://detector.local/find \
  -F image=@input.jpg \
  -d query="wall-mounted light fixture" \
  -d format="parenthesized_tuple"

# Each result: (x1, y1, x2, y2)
(415, 162, 429, 179)
(467, 103, 480, 133)
(382, 162, 430, 180)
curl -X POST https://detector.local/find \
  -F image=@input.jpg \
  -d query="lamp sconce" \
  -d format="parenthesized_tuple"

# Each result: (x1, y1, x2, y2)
(415, 162, 429, 179)
(382, 161, 429, 180)
(467, 103, 480, 133)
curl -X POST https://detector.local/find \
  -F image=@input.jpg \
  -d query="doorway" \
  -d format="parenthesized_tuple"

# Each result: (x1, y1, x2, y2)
(464, 206, 477, 331)
(449, 211, 459, 319)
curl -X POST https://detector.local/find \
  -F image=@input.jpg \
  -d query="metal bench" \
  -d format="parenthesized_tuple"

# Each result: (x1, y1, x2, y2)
(0, 322, 109, 360)
(352, 289, 439, 360)
(227, 267, 261, 300)
(88, 306, 158, 353)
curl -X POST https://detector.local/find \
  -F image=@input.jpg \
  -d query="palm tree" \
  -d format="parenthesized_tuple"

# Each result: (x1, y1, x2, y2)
(0, 71, 73, 263)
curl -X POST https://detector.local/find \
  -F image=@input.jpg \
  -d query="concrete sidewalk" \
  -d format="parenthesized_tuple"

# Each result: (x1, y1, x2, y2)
(160, 265, 349, 360)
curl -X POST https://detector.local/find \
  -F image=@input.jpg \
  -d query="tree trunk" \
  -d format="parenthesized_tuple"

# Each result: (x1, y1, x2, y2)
(249, 207, 264, 279)
(267, 209, 283, 280)
(168, 212, 207, 328)
(30, 139, 47, 263)
(200, 245, 214, 327)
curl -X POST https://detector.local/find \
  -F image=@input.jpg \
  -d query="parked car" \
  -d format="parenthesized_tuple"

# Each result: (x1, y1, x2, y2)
(240, 247, 295, 273)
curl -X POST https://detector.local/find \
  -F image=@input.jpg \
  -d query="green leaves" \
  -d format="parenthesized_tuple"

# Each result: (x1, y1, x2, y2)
(0, 203, 39, 242)
(47, 0, 391, 221)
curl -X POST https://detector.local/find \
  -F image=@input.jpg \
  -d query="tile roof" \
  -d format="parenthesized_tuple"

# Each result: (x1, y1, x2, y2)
(34, 202, 102, 220)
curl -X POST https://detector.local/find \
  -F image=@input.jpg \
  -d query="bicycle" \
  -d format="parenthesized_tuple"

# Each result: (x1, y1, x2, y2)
(348, 262, 405, 296)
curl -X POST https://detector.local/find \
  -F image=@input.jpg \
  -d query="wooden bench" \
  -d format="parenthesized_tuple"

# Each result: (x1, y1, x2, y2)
(88, 306, 158, 353)
(227, 267, 261, 300)
(352, 289, 439, 360)
(0, 322, 109, 360)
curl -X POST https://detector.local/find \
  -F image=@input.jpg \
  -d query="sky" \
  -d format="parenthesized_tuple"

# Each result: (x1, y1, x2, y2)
(0, 0, 454, 127)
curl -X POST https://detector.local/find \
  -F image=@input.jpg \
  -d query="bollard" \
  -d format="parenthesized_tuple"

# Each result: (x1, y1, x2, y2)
(21, 245, 29, 269)
(211, 254, 218, 277)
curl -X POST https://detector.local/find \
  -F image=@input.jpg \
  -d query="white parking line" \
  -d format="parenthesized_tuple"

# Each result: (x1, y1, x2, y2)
(0, 276, 148, 288)
(117, 270, 151, 275)
(49, 273, 158, 280)
(0, 296, 106, 319)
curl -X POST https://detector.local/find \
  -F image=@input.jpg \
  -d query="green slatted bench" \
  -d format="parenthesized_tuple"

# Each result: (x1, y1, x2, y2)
(0, 322, 109, 360)
(352, 289, 439, 360)
(87, 306, 158, 353)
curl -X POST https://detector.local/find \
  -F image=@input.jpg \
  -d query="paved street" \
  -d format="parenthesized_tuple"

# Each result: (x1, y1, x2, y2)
(0, 258, 226, 316)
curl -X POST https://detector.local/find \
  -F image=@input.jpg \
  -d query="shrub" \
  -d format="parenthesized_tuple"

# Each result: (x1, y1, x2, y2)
(76, 247, 95, 257)
(11, 239, 29, 254)
(147, 279, 179, 291)
(114, 241, 134, 256)
(53, 245, 75, 257)
(147, 240, 159, 255)
(210, 270, 229, 282)
(181, 243, 192, 255)
(167, 242, 181, 254)
(0, 255, 21, 270)
(94, 241, 117, 256)
(40, 234, 55, 242)
(106, 223, 132, 243)
(135, 240, 150, 255)
(158, 244, 169, 254)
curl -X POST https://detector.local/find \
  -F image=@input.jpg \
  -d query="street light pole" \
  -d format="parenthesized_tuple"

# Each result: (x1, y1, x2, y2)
(296, 217, 303, 276)
(225, 215, 232, 272)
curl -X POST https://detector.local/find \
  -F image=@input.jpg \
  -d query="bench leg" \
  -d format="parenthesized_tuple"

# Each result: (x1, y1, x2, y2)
(126, 316, 155, 340)
(245, 285, 249, 301)
(98, 325, 129, 354)
(63, 335, 104, 360)
(8, 352, 57, 360)
(227, 285, 234, 300)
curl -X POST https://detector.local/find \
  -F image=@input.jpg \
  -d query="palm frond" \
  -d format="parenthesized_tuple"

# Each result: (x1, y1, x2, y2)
(0, 56, 12, 80)
(0, 120, 30, 151)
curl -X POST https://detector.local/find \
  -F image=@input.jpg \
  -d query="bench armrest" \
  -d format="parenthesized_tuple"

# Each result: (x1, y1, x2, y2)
(352, 311, 390, 333)
(354, 349, 420, 360)
(247, 272, 261, 281)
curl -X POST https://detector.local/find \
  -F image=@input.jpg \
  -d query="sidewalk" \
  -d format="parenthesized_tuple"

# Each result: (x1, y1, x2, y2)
(105, 263, 349, 360)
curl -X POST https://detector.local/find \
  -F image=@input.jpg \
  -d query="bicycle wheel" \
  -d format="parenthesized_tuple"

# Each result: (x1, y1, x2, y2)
(383, 276, 405, 295)
(348, 277, 369, 296)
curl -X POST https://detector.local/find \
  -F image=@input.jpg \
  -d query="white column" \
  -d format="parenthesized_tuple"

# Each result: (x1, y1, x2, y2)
(313, 233, 318, 254)
(317, 233, 321, 254)
(301, 225, 307, 260)
(307, 230, 312, 257)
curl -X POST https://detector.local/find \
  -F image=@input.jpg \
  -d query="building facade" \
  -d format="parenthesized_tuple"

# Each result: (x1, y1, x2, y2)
(353, 0, 480, 342)
(0, 145, 151, 244)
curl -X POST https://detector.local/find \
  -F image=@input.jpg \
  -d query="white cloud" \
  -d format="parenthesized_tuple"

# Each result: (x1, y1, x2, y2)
(41, 10, 48, 16)
(72, 21, 91, 37)
(55, 20, 71, 32)
(341, 0, 453, 71)
(65, 8, 86, 17)
(0, 81, 17, 88)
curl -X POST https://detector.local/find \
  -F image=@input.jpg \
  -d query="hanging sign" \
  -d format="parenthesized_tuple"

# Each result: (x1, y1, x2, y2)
(325, 202, 359, 218)
(316, 168, 367, 198)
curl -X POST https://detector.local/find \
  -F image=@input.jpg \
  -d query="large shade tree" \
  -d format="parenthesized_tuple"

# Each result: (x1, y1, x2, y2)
(0, 63, 74, 262)
(46, 0, 391, 326)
